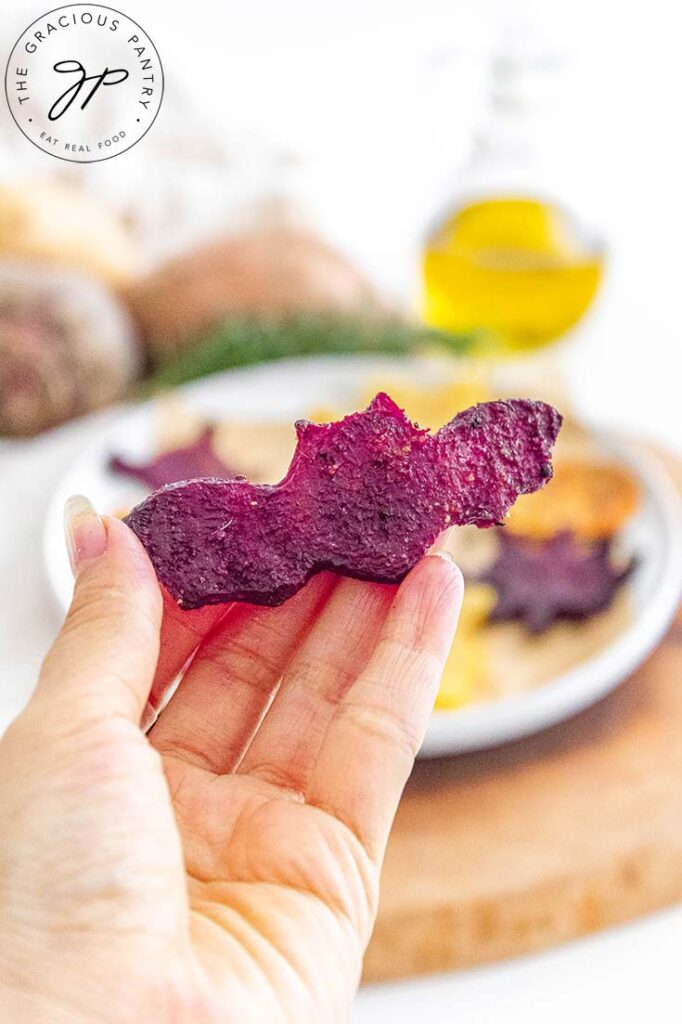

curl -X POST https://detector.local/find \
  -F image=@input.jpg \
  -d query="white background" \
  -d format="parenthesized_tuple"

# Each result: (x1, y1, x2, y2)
(1, 1, 681, 1020)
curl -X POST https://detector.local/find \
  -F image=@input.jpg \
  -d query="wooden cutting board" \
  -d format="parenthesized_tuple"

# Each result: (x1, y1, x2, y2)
(364, 459, 682, 984)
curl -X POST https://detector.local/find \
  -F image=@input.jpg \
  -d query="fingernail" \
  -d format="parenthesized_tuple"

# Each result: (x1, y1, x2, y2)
(140, 700, 159, 733)
(64, 495, 107, 576)
(429, 527, 456, 561)
(431, 548, 456, 563)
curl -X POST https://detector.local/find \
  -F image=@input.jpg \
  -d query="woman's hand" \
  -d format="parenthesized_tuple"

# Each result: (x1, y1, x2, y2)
(0, 497, 462, 1024)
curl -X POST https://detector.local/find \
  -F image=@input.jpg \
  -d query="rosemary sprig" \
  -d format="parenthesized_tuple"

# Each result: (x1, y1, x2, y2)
(146, 314, 481, 391)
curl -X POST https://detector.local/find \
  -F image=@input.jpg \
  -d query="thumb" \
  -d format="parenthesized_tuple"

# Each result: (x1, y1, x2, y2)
(35, 496, 162, 727)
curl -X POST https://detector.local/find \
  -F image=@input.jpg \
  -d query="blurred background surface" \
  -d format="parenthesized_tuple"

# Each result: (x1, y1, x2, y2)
(1, 0, 680, 443)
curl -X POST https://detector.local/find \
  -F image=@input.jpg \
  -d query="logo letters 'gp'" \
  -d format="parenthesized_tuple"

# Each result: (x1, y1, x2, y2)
(48, 60, 129, 120)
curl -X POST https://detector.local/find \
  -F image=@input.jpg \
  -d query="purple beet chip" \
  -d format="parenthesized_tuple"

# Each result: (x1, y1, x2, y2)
(481, 530, 634, 634)
(110, 427, 233, 490)
(125, 393, 562, 609)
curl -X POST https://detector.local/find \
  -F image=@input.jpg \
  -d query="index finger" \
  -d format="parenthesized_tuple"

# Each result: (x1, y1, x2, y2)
(147, 588, 230, 715)
(306, 553, 463, 861)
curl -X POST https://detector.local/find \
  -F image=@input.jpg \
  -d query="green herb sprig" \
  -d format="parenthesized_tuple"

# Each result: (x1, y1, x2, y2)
(146, 314, 482, 391)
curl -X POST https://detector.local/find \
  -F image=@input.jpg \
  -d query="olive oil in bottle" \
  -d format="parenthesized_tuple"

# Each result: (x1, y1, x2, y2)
(423, 196, 603, 351)
(422, 14, 604, 353)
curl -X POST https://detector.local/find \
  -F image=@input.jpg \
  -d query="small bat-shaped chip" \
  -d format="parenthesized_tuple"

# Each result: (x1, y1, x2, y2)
(110, 427, 232, 491)
(125, 393, 562, 609)
(482, 530, 634, 633)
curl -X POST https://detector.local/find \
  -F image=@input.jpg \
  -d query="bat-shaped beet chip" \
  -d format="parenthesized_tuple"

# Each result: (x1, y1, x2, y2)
(110, 427, 233, 491)
(482, 530, 634, 633)
(125, 393, 562, 609)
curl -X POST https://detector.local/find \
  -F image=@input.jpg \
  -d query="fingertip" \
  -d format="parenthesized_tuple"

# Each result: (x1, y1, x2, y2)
(388, 553, 463, 654)
(67, 514, 163, 641)
(423, 550, 464, 594)
(100, 515, 160, 592)
(39, 515, 164, 724)
(411, 551, 464, 607)
(64, 495, 107, 576)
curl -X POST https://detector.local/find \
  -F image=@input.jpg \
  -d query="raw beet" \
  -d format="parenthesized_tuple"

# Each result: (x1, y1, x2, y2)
(125, 393, 562, 609)
(110, 428, 233, 490)
(481, 530, 634, 633)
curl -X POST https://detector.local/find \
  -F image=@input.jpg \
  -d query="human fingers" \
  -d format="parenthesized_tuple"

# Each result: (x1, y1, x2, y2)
(35, 496, 162, 727)
(307, 554, 462, 859)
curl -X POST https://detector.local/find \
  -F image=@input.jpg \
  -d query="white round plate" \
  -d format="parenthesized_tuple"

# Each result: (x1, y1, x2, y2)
(43, 355, 682, 755)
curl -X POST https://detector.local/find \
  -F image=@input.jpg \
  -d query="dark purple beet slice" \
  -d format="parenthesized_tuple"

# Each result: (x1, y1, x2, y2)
(109, 427, 233, 490)
(481, 530, 634, 634)
(125, 393, 562, 609)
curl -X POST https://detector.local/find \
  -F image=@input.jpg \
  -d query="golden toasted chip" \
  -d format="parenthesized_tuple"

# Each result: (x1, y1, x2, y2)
(311, 372, 492, 430)
(507, 458, 640, 540)
(360, 376, 492, 428)
(154, 398, 206, 452)
(213, 421, 296, 483)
